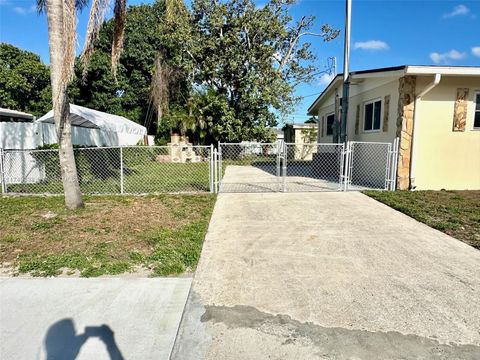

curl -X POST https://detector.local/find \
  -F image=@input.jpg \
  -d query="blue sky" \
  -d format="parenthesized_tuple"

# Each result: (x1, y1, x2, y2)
(1, 0, 480, 122)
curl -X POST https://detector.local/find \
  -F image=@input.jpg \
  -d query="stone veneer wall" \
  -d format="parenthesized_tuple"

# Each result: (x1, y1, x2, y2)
(452, 88, 469, 131)
(396, 76, 416, 190)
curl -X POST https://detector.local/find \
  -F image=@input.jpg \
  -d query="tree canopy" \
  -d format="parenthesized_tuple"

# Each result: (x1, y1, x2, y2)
(0, 43, 51, 116)
(3, 0, 338, 144)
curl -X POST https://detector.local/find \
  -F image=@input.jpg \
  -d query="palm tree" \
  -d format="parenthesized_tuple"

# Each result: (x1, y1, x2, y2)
(37, 0, 126, 209)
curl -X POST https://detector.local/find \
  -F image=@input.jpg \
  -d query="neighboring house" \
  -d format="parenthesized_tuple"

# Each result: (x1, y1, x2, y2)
(307, 65, 480, 190)
(0, 108, 35, 123)
(283, 122, 318, 160)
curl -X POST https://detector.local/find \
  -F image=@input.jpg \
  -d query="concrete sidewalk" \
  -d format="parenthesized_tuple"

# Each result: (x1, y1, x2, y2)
(171, 192, 480, 359)
(0, 277, 191, 360)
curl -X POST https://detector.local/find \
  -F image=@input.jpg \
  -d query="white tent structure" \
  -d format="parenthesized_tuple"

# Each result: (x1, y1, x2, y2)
(36, 104, 147, 146)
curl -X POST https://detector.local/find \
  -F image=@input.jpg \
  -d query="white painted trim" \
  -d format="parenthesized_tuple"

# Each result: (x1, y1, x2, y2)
(406, 66, 480, 76)
(362, 98, 382, 132)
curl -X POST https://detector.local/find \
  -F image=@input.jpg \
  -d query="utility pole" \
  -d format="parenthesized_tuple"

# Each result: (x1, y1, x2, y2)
(340, 0, 351, 143)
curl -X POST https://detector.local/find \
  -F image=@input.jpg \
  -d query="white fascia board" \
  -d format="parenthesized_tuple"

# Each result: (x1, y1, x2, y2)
(406, 66, 480, 76)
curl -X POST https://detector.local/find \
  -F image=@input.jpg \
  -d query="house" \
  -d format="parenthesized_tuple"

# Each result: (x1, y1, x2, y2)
(307, 65, 480, 190)
(283, 122, 317, 160)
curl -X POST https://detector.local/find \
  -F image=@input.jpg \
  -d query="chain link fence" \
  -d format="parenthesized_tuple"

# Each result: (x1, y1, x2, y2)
(1, 145, 211, 195)
(0, 139, 399, 195)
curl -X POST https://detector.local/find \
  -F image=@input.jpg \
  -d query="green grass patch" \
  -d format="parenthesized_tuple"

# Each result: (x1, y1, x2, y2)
(0, 194, 216, 277)
(363, 190, 480, 249)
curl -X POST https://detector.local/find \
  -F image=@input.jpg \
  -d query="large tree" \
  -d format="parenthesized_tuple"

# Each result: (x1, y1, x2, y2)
(0, 43, 51, 116)
(190, 0, 339, 142)
(38, 0, 127, 209)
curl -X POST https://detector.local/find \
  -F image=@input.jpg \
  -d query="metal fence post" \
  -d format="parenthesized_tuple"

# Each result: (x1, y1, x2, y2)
(385, 143, 392, 191)
(214, 148, 218, 194)
(392, 137, 399, 191)
(282, 142, 287, 192)
(209, 144, 214, 193)
(0, 148, 5, 194)
(218, 143, 222, 192)
(276, 141, 281, 191)
(346, 141, 354, 191)
(119, 147, 124, 194)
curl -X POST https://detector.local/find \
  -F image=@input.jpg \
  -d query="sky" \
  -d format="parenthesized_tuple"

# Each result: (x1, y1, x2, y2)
(1, 0, 480, 123)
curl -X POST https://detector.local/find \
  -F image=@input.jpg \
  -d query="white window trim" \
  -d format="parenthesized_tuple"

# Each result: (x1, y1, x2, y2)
(363, 98, 382, 133)
(473, 90, 480, 130)
(325, 112, 335, 137)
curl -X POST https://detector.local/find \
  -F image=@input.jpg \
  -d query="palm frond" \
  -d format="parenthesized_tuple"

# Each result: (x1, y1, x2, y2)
(75, 0, 89, 11)
(80, 0, 110, 79)
(36, 0, 46, 13)
(111, 0, 126, 80)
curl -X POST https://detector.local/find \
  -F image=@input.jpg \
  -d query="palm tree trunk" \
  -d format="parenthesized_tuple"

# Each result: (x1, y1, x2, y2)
(46, 0, 83, 209)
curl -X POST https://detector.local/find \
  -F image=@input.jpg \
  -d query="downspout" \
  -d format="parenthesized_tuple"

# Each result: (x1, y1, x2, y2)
(409, 73, 441, 189)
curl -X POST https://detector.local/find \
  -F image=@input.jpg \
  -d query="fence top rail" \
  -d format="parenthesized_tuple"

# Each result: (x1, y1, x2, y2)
(349, 141, 392, 145)
(219, 142, 279, 146)
(3, 145, 212, 153)
(284, 142, 344, 146)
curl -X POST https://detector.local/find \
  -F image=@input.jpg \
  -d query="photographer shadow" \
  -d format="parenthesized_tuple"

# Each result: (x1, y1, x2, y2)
(44, 318, 124, 360)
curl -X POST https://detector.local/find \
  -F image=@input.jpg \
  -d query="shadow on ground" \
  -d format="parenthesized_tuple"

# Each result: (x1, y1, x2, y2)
(44, 319, 124, 360)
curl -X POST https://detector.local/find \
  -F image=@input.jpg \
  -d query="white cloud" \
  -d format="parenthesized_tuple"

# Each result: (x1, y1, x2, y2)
(443, 4, 470, 18)
(430, 49, 467, 64)
(472, 47, 480, 57)
(14, 4, 36, 15)
(318, 73, 335, 86)
(353, 40, 389, 51)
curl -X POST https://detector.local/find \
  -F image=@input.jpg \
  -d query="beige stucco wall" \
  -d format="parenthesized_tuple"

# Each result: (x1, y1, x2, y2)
(413, 76, 480, 190)
(291, 125, 317, 160)
(316, 78, 399, 144)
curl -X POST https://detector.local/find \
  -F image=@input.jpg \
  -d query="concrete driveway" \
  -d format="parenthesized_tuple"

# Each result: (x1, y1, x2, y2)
(171, 192, 480, 359)
(0, 277, 191, 360)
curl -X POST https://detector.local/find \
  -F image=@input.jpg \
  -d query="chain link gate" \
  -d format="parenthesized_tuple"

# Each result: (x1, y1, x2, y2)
(217, 143, 282, 192)
(283, 143, 345, 192)
(215, 139, 399, 193)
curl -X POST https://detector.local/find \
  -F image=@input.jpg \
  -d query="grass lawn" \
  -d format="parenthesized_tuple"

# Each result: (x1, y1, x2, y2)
(0, 194, 216, 277)
(364, 190, 480, 249)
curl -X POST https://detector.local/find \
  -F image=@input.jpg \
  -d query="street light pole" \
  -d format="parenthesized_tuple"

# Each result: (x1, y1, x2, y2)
(340, 0, 351, 143)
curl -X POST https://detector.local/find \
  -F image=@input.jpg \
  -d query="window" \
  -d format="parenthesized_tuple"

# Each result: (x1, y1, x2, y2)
(326, 114, 335, 136)
(364, 99, 382, 132)
(474, 92, 480, 129)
